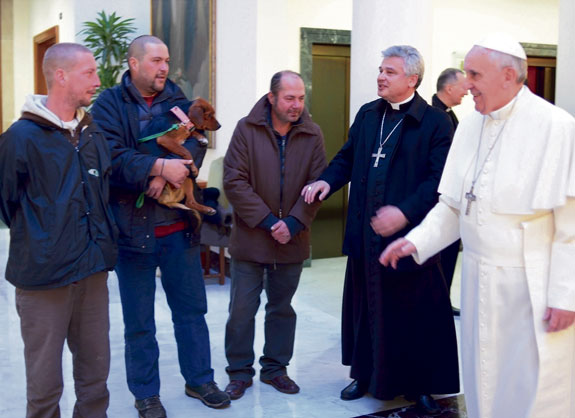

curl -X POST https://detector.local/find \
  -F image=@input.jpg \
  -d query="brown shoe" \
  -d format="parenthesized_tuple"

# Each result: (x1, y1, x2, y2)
(261, 375, 300, 394)
(225, 379, 253, 400)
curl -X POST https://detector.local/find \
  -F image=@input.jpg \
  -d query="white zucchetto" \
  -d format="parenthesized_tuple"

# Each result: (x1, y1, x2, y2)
(474, 32, 527, 60)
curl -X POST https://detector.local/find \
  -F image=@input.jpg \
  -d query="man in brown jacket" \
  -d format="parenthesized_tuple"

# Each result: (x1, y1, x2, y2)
(223, 70, 326, 400)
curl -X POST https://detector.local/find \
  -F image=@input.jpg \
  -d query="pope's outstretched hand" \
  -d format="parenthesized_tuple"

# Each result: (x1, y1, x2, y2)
(379, 238, 417, 269)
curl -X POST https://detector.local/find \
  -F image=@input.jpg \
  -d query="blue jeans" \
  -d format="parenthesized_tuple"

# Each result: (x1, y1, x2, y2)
(115, 231, 213, 400)
(225, 259, 302, 381)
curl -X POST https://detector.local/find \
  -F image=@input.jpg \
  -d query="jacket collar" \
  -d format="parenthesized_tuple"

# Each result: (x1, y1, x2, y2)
(119, 71, 179, 105)
(20, 110, 93, 132)
(432, 93, 449, 111)
(368, 91, 428, 124)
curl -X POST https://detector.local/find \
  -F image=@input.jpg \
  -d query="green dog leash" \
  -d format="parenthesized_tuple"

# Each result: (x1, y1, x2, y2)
(135, 124, 180, 208)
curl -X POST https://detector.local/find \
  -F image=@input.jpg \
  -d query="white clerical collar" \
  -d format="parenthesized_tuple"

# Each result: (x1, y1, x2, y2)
(488, 86, 525, 121)
(388, 92, 415, 110)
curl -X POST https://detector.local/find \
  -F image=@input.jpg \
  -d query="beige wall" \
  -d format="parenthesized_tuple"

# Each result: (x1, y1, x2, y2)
(1, 0, 15, 131)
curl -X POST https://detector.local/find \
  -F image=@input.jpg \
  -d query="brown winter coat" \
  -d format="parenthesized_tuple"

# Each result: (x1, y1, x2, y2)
(223, 95, 327, 264)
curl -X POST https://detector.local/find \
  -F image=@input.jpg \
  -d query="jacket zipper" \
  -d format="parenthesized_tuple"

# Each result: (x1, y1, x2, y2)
(75, 131, 94, 242)
(274, 136, 287, 270)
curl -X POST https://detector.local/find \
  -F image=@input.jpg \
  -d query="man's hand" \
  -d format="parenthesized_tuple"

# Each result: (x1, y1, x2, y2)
(159, 159, 193, 188)
(271, 220, 291, 244)
(543, 307, 575, 332)
(301, 180, 330, 204)
(379, 238, 416, 269)
(145, 176, 167, 200)
(371, 205, 408, 237)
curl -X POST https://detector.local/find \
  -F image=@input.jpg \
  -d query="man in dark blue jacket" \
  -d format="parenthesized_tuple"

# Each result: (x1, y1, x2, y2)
(0, 43, 117, 418)
(303, 45, 459, 415)
(92, 35, 229, 417)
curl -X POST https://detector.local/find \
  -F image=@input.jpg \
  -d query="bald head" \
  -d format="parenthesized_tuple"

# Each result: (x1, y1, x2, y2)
(127, 35, 166, 61)
(269, 70, 303, 96)
(43, 43, 93, 89)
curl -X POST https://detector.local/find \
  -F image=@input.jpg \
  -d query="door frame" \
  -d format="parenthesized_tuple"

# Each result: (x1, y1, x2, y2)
(34, 26, 59, 94)
(300, 27, 351, 110)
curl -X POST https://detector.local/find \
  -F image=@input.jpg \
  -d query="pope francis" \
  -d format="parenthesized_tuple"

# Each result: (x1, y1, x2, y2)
(381, 34, 575, 418)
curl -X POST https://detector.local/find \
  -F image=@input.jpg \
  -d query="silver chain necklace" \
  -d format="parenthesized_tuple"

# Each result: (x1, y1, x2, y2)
(464, 98, 518, 215)
(372, 108, 404, 168)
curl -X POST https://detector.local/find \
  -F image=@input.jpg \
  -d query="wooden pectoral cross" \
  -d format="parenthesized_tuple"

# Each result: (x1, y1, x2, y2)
(465, 187, 476, 216)
(372, 146, 386, 168)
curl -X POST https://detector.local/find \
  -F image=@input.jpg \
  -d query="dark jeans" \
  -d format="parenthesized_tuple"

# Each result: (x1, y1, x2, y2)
(115, 231, 213, 400)
(225, 259, 302, 381)
(16, 272, 110, 418)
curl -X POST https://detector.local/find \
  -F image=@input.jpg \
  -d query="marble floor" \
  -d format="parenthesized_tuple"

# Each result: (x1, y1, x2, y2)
(0, 225, 464, 418)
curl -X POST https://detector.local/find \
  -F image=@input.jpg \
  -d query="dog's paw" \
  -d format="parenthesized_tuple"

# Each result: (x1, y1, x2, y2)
(196, 135, 209, 147)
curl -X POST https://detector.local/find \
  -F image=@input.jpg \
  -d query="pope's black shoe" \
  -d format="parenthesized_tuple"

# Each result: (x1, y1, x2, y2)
(340, 380, 367, 401)
(414, 394, 442, 415)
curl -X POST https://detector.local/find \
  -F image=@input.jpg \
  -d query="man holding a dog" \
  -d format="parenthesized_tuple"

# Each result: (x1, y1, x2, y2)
(223, 70, 326, 400)
(0, 43, 117, 417)
(92, 35, 229, 417)
(303, 45, 459, 415)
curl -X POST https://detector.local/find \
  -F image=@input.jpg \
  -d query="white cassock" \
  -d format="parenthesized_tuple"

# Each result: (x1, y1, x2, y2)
(406, 86, 575, 418)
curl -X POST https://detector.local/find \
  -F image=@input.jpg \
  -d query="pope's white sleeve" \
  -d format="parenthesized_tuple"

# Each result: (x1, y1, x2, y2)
(547, 197, 575, 311)
(405, 196, 461, 265)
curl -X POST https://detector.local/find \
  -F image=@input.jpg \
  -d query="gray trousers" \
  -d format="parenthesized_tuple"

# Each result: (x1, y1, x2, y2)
(225, 259, 302, 381)
(16, 272, 110, 418)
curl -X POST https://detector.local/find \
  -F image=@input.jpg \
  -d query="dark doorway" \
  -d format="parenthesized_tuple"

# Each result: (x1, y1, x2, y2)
(526, 56, 556, 104)
(309, 43, 350, 259)
(521, 43, 557, 104)
(34, 26, 59, 95)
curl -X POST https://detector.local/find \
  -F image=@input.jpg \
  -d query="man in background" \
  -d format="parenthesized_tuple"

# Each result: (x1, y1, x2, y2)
(432, 67, 468, 316)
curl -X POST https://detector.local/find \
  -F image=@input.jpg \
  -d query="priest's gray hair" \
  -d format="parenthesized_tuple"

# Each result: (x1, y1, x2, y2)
(476, 46, 527, 84)
(43, 43, 93, 89)
(382, 45, 425, 89)
(437, 68, 464, 92)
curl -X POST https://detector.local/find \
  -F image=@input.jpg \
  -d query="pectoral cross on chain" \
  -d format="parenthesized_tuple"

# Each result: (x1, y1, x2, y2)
(372, 146, 386, 167)
(465, 187, 477, 216)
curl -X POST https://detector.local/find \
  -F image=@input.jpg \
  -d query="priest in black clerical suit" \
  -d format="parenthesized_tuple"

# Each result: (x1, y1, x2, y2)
(432, 93, 459, 128)
(431, 68, 469, 316)
(303, 45, 459, 415)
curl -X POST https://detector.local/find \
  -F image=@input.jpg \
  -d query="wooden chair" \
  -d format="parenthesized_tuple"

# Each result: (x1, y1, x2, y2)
(200, 157, 231, 285)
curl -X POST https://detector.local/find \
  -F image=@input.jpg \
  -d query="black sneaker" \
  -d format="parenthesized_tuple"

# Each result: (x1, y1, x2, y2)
(185, 381, 231, 408)
(134, 395, 167, 418)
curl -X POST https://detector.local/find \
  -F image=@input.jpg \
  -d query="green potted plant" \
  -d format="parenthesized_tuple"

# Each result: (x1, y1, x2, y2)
(78, 10, 136, 92)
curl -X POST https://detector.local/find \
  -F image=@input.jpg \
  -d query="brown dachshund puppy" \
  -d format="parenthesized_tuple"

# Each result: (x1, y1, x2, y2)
(156, 98, 221, 216)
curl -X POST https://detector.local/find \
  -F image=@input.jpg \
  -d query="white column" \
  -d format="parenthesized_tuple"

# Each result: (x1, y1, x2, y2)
(556, 0, 575, 116)
(207, 0, 258, 165)
(350, 0, 434, 119)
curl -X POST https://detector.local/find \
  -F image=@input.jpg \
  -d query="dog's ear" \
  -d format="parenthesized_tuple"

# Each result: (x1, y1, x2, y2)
(189, 104, 205, 126)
